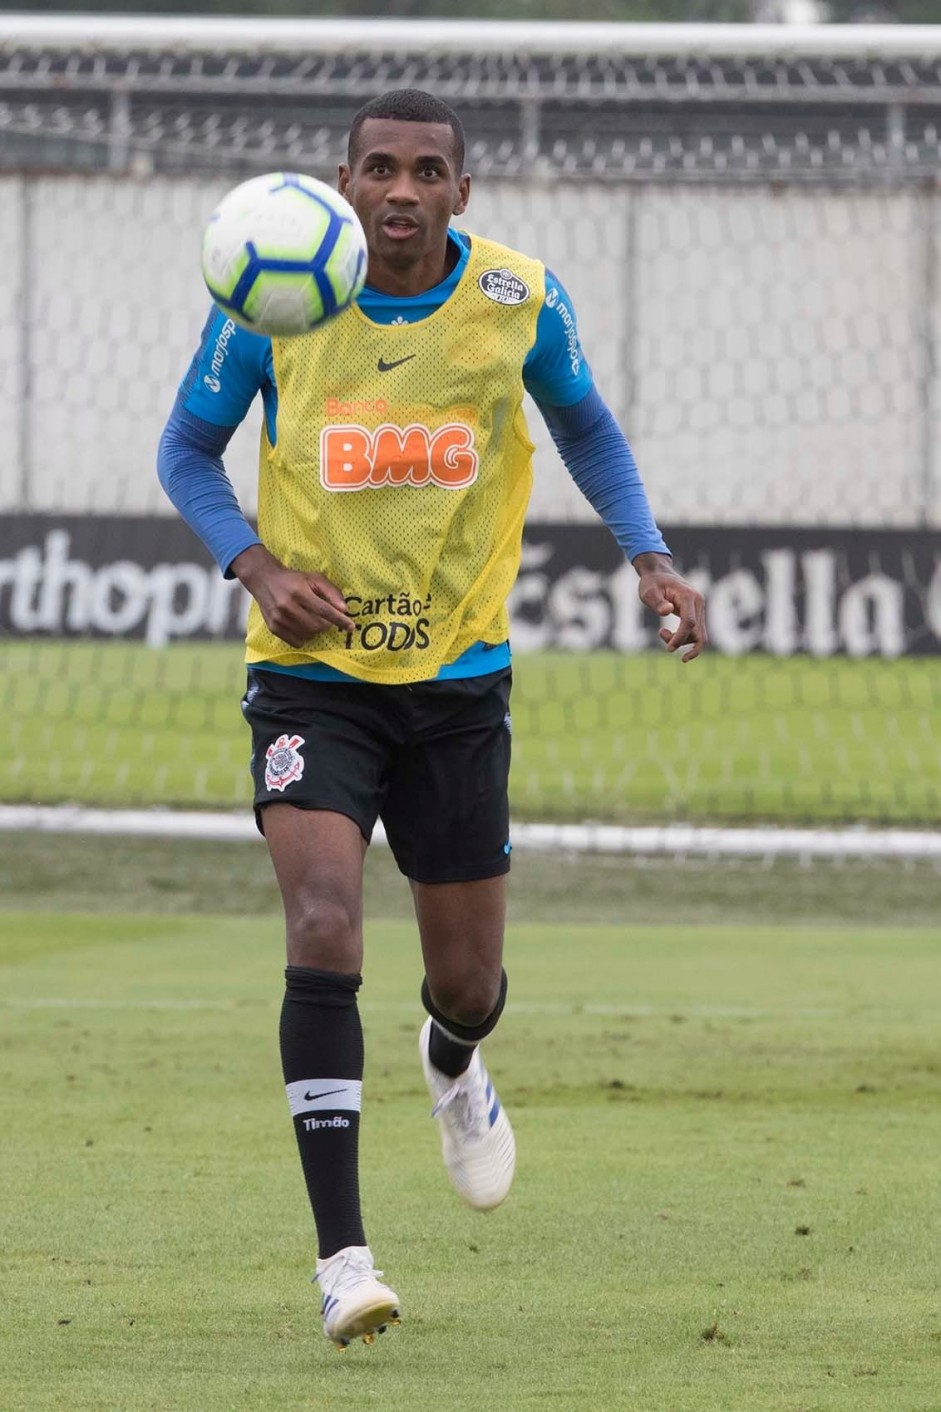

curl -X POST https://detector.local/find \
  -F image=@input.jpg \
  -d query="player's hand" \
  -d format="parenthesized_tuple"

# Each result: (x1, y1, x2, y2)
(230, 544, 355, 647)
(633, 552, 707, 663)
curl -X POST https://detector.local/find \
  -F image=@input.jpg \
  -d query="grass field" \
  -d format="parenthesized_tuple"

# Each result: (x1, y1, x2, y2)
(3, 839, 940, 1411)
(4, 640, 941, 823)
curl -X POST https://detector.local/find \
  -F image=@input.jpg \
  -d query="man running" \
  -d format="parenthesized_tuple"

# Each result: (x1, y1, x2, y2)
(158, 87, 706, 1351)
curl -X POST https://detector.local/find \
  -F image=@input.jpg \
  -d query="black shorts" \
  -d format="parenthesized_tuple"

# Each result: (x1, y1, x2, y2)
(240, 666, 512, 884)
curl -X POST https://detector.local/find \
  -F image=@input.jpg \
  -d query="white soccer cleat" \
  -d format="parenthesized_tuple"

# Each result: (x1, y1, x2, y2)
(419, 1017, 516, 1211)
(313, 1245, 401, 1349)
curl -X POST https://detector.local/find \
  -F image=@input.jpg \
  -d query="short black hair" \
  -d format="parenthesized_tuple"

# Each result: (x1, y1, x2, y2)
(347, 89, 465, 173)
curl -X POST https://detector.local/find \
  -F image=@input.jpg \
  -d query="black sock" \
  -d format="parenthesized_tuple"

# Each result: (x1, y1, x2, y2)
(428, 1021, 475, 1078)
(423, 970, 509, 1079)
(279, 965, 366, 1260)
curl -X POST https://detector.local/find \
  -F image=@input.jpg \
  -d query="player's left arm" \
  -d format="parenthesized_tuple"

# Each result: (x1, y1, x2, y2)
(525, 272, 707, 662)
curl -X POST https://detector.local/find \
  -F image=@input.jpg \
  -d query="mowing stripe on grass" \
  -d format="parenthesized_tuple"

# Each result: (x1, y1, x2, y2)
(1, 996, 933, 1022)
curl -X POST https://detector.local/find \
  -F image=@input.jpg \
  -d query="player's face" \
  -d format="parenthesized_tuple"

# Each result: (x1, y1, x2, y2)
(339, 119, 470, 286)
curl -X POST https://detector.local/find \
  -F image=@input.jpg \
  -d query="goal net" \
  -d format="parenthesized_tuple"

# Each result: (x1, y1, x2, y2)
(2, 18, 940, 830)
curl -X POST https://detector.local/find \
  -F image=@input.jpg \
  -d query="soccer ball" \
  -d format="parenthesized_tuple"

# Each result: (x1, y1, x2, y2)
(201, 172, 368, 336)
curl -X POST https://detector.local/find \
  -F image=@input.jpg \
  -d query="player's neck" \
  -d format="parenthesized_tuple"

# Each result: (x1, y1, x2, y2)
(365, 235, 458, 299)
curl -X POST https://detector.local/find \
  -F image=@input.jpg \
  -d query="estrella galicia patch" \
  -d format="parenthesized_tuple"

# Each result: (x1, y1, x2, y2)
(478, 268, 530, 306)
(264, 733, 305, 793)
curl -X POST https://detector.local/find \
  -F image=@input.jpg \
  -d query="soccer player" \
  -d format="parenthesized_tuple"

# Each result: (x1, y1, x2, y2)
(158, 88, 706, 1350)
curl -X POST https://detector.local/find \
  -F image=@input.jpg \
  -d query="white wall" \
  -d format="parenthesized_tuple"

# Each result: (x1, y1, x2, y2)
(2, 173, 937, 527)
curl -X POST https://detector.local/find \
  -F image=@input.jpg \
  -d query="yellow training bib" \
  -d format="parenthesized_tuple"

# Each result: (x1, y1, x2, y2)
(246, 234, 544, 684)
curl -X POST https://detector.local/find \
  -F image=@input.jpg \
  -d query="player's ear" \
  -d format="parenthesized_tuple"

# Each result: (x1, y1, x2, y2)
(337, 165, 351, 198)
(452, 173, 470, 218)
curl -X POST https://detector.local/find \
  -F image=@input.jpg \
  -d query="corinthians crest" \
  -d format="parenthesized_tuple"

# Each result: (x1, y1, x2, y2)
(264, 733, 305, 792)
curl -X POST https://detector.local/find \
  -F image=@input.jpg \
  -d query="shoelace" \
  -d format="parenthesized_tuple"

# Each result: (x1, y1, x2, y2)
(312, 1250, 384, 1294)
(431, 1076, 488, 1140)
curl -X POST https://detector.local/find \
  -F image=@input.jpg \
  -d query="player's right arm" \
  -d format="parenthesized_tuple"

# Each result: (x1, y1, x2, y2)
(157, 306, 268, 576)
(157, 308, 353, 643)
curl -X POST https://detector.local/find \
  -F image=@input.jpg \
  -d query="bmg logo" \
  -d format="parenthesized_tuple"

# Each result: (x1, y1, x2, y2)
(320, 423, 478, 491)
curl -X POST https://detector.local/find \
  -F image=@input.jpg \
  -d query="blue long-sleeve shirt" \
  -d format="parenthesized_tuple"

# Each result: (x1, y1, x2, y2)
(158, 229, 669, 680)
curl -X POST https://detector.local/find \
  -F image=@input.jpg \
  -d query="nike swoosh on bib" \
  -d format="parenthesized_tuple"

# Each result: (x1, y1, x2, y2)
(377, 354, 416, 372)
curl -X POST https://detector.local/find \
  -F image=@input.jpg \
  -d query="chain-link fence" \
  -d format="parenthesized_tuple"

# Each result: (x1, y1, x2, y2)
(2, 18, 940, 827)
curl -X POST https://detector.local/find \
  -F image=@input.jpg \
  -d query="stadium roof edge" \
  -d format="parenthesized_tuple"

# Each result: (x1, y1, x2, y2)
(2, 15, 941, 60)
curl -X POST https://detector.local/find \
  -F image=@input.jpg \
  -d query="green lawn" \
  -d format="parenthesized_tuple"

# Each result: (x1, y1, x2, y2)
(3, 639, 940, 823)
(3, 899, 940, 1411)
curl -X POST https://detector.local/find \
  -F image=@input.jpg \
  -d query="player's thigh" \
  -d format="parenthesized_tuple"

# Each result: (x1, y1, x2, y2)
(262, 805, 367, 971)
(412, 873, 507, 1022)
(241, 668, 394, 968)
(382, 668, 512, 886)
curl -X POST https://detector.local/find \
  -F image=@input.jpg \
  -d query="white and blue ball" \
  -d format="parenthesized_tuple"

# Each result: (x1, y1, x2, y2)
(201, 172, 368, 337)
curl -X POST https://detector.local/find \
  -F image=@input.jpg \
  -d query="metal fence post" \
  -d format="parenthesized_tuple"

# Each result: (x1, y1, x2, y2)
(109, 87, 132, 173)
(16, 173, 32, 512)
(919, 181, 938, 526)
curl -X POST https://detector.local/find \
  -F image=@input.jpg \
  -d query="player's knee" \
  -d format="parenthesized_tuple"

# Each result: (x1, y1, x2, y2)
(429, 975, 503, 1031)
(286, 896, 360, 969)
